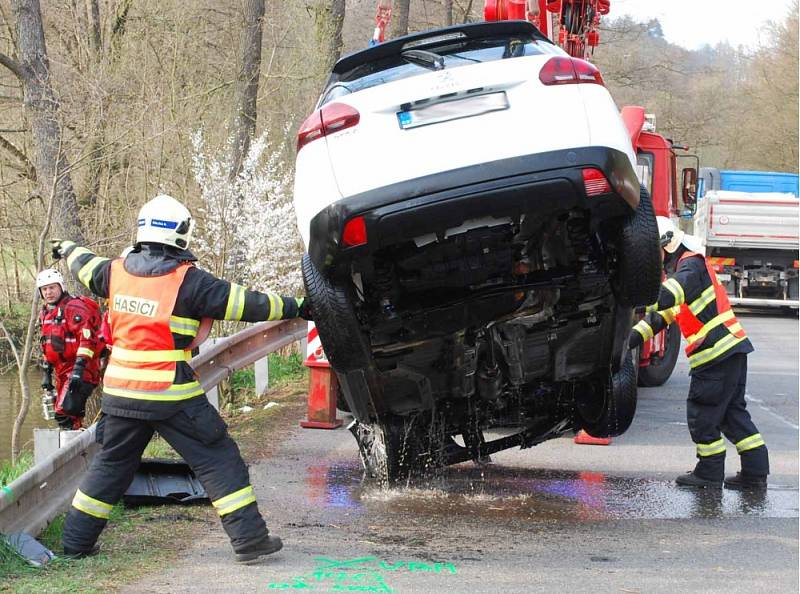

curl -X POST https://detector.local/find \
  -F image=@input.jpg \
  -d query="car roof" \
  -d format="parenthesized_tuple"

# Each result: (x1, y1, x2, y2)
(330, 20, 551, 80)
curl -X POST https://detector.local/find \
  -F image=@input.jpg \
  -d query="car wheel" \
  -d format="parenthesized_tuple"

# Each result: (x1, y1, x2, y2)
(611, 185, 661, 307)
(301, 254, 371, 373)
(351, 413, 445, 484)
(637, 323, 681, 387)
(575, 348, 638, 438)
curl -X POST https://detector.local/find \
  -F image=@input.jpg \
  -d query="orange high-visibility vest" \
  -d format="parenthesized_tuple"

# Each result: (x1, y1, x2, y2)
(673, 251, 748, 368)
(103, 259, 196, 399)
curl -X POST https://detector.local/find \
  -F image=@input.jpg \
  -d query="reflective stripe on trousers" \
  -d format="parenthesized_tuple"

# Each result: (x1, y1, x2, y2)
(212, 485, 257, 516)
(72, 488, 113, 519)
(696, 438, 726, 457)
(736, 433, 765, 453)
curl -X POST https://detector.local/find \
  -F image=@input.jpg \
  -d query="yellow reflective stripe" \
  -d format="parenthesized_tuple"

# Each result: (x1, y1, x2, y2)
(689, 285, 716, 315)
(657, 308, 675, 324)
(225, 284, 246, 321)
(696, 439, 726, 457)
(110, 346, 191, 362)
(105, 365, 175, 382)
(689, 334, 747, 368)
(736, 433, 765, 453)
(103, 381, 204, 401)
(65, 245, 89, 270)
(663, 278, 685, 305)
(267, 292, 284, 321)
(169, 315, 200, 336)
(77, 256, 108, 288)
(726, 323, 743, 335)
(76, 347, 95, 358)
(687, 310, 736, 343)
(72, 489, 113, 519)
(645, 303, 658, 313)
(633, 320, 654, 341)
(212, 485, 257, 516)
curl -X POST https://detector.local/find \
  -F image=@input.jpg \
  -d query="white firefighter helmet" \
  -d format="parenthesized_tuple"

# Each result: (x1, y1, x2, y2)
(656, 216, 685, 254)
(656, 216, 704, 255)
(135, 194, 195, 250)
(120, 246, 134, 258)
(36, 268, 65, 293)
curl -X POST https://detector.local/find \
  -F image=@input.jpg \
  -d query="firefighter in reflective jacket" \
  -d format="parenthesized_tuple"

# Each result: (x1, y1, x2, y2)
(53, 194, 312, 562)
(629, 217, 769, 490)
(37, 268, 103, 429)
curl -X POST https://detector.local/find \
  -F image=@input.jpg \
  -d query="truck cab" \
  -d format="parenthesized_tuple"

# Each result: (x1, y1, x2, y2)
(622, 105, 698, 387)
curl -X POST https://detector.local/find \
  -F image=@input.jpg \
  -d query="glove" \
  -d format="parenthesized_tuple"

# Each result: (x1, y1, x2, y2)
(41, 363, 54, 391)
(297, 296, 313, 321)
(628, 329, 644, 350)
(50, 238, 66, 260)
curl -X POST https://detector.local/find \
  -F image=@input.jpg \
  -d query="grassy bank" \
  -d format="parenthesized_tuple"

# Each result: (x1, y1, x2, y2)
(0, 354, 308, 592)
(0, 451, 33, 487)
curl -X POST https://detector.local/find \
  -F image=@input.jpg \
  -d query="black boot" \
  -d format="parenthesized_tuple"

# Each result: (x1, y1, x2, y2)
(234, 535, 283, 563)
(724, 472, 767, 491)
(62, 543, 100, 559)
(675, 471, 722, 488)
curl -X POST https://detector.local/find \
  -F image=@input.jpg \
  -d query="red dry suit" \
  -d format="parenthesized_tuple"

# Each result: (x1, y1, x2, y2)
(39, 293, 104, 427)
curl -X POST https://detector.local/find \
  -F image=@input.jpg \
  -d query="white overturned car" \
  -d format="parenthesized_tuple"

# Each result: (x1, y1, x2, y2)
(293, 20, 660, 482)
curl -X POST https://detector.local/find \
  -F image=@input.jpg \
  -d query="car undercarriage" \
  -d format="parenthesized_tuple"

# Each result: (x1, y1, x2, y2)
(303, 179, 659, 483)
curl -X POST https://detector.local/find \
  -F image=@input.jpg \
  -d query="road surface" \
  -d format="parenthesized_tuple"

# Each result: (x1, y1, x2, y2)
(127, 313, 798, 593)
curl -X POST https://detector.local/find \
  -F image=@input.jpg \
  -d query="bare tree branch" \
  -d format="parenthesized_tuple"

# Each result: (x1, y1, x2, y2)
(0, 50, 24, 79)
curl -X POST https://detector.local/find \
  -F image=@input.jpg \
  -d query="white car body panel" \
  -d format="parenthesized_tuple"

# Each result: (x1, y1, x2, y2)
(293, 33, 636, 248)
(294, 138, 341, 249)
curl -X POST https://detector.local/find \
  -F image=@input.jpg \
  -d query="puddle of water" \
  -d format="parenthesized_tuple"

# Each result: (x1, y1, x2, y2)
(303, 462, 799, 522)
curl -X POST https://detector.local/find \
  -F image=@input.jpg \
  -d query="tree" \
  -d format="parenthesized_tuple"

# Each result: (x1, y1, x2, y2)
(314, 0, 346, 72)
(230, 0, 266, 181)
(391, 0, 410, 38)
(0, 0, 85, 245)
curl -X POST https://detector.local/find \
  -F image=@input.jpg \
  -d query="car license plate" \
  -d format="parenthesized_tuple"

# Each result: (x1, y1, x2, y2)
(397, 92, 508, 130)
(717, 273, 731, 282)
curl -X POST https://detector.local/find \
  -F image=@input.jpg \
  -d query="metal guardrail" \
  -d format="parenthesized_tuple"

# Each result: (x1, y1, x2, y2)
(0, 318, 307, 537)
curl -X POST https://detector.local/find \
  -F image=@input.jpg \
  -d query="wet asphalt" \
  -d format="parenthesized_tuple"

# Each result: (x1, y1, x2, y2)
(126, 313, 798, 593)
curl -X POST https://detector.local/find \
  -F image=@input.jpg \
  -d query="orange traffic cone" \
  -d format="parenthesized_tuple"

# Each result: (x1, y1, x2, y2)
(300, 323, 342, 430)
(574, 430, 611, 446)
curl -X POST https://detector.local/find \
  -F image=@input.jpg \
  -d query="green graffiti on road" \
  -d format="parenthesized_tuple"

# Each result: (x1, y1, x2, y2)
(267, 556, 458, 591)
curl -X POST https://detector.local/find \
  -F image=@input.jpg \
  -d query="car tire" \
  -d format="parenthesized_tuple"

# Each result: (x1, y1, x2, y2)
(352, 412, 445, 484)
(301, 254, 371, 373)
(612, 185, 661, 307)
(575, 348, 638, 438)
(637, 323, 681, 387)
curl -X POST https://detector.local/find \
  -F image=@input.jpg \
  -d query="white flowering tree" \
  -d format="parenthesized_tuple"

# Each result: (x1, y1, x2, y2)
(191, 129, 303, 295)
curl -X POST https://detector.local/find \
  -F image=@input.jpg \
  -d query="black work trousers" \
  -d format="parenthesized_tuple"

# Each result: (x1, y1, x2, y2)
(687, 353, 769, 480)
(63, 398, 268, 553)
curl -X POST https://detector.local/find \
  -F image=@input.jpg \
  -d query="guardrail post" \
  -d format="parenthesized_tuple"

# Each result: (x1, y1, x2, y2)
(255, 356, 269, 396)
(199, 338, 221, 410)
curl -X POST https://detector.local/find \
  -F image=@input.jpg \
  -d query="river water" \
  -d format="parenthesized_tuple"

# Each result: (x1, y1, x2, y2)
(1, 370, 50, 464)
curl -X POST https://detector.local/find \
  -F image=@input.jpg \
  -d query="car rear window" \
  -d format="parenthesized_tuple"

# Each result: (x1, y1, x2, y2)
(320, 36, 560, 106)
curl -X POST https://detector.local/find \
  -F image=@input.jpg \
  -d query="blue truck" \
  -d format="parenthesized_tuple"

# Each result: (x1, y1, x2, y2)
(699, 168, 799, 198)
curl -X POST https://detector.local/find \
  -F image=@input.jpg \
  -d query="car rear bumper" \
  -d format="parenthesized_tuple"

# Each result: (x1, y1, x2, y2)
(308, 146, 639, 273)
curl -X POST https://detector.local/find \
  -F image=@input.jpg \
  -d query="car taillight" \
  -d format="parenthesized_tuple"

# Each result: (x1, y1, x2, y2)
(539, 57, 605, 87)
(296, 103, 361, 152)
(582, 168, 611, 196)
(342, 216, 367, 247)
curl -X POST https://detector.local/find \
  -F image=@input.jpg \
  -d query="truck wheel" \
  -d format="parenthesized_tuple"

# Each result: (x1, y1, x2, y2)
(301, 254, 371, 373)
(637, 324, 681, 387)
(575, 349, 638, 438)
(612, 185, 661, 307)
